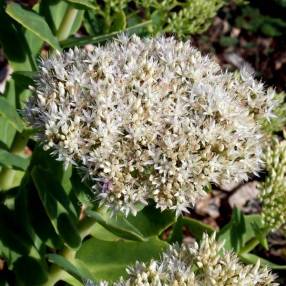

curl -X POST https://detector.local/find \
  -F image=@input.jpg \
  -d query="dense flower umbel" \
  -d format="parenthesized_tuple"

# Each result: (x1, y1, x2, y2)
(259, 136, 286, 231)
(25, 35, 276, 215)
(87, 233, 278, 286)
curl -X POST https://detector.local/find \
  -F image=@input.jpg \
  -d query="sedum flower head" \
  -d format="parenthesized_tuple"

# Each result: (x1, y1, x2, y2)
(25, 35, 276, 216)
(87, 233, 278, 286)
(259, 135, 286, 231)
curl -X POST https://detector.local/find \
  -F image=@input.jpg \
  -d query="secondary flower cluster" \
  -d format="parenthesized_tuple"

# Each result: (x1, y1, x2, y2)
(87, 233, 277, 286)
(259, 136, 286, 231)
(25, 35, 276, 216)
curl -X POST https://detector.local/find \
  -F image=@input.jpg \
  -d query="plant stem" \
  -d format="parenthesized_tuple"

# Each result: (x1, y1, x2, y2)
(61, 20, 152, 48)
(239, 237, 260, 255)
(43, 215, 97, 285)
(56, 6, 79, 42)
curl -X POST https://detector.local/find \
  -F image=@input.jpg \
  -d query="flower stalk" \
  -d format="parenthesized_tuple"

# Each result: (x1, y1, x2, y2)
(56, 6, 79, 42)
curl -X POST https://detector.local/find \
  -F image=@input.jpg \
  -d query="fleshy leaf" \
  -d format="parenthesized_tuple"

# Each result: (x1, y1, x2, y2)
(76, 237, 168, 281)
(6, 2, 61, 50)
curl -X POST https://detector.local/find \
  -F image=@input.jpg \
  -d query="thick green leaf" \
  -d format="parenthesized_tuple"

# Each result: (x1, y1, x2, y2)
(219, 208, 245, 252)
(15, 182, 64, 251)
(76, 237, 168, 281)
(90, 223, 121, 241)
(127, 205, 176, 237)
(14, 256, 48, 285)
(0, 149, 30, 171)
(61, 275, 83, 286)
(57, 213, 81, 248)
(65, 0, 99, 10)
(47, 254, 93, 282)
(169, 215, 215, 243)
(32, 165, 77, 218)
(0, 5, 34, 71)
(251, 222, 268, 250)
(70, 170, 95, 209)
(87, 205, 176, 242)
(24, 29, 43, 56)
(169, 216, 184, 243)
(110, 10, 127, 32)
(6, 2, 61, 51)
(0, 97, 24, 132)
(86, 209, 146, 241)
(12, 71, 36, 81)
(182, 216, 215, 240)
(31, 146, 82, 215)
(0, 80, 17, 148)
(40, 0, 69, 34)
(240, 253, 286, 270)
(0, 205, 33, 261)
(32, 166, 81, 249)
(218, 210, 264, 252)
(0, 239, 20, 268)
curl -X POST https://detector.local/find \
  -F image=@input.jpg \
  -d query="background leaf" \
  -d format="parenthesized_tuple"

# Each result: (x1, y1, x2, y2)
(6, 2, 61, 51)
(240, 253, 286, 270)
(0, 97, 24, 132)
(0, 149, 29, 171)
(87, 205, 176, 241)
(65, 0, 99, 11)
(218, 210, 264, 252)
(32, 166, 81, 249)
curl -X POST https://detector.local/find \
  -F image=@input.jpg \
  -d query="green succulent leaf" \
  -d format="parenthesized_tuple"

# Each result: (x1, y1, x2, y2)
(76, 237, 168, 282)
(127, 205, 176, 237)
(169, 216, 215, 243)
(0, 205, 34, 261)
(182, 216, 215, 240)
(0, 149, 30, 171)
(32, 166, 81, 249)
(0, 80, 17, 148)
(218, 209, 264, 252)
(86, 209, 146, 241)
(87, 205, 175, 241)
(5, 2, 61, 51)
(90, 223, 122, 241)
(64, 0, 100, 11)
(14, 256, 48, 285)
(0, 97, 24, 132)
(15, 183, 64, 250)
(110, 10, 127, 32)
(46, 254, 94, 282)
(240, 253, 286, 270)
(0, 5, 34, 71)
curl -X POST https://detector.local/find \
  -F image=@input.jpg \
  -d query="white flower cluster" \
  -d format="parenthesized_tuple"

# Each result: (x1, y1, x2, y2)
(87, 233, 278, 286)
(25, 35, 276, 215)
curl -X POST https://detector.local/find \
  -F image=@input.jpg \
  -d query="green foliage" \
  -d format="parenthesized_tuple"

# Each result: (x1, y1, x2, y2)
(217, 208, 267, 252)
(5, 2, 61, 51)
(0, 97, 25, 132)
(236, 6, 286, 37)
(76, 237, 168, 281)
(81, 0, 225, 38)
